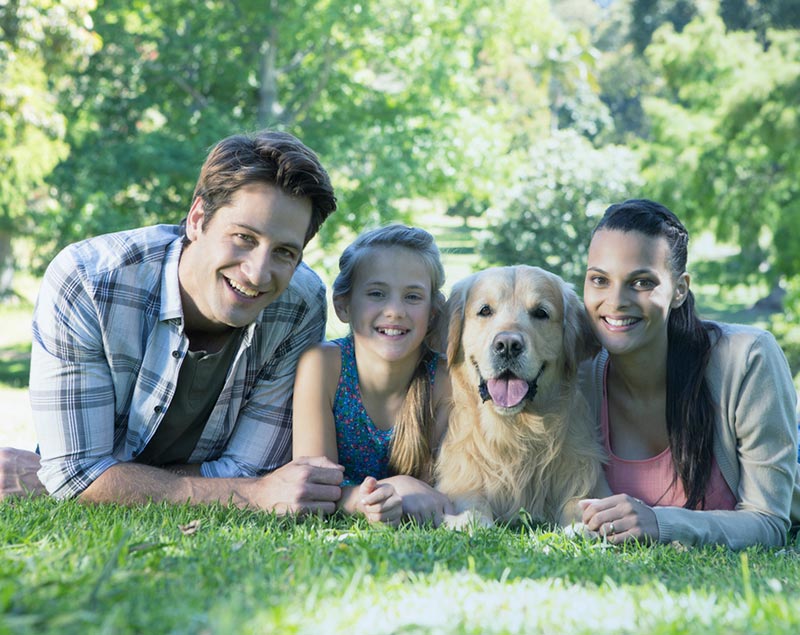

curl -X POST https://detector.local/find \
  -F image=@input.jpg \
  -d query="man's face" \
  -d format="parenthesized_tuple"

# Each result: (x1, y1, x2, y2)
(178, 182, 312, 335)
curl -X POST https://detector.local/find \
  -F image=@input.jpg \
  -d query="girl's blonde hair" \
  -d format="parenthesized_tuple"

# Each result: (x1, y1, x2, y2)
(333, 224, 446, 482)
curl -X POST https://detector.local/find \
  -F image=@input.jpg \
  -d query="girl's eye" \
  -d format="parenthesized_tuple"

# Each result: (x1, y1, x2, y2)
(406, 293, 423, 302)
(477, 304, 493, 317)
(530, 307, 549, 320)
(367, 290, 384, 298)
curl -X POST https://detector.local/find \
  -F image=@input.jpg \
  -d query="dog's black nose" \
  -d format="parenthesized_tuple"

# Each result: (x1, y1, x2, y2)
(492, 331, 524, 359)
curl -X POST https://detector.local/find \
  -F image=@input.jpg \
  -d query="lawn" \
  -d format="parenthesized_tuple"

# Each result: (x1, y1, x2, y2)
(1, 499, 799, 635)
(2, 229, 800, 635)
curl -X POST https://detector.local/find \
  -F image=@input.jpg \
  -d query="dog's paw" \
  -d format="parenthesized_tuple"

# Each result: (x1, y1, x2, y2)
(562, 522, 600, 540)
(443, 510, 494, 533)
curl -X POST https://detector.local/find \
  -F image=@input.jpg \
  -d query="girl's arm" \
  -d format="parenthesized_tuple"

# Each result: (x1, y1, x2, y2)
(292, 343, 403, 524)
(292, 343, 341, 462)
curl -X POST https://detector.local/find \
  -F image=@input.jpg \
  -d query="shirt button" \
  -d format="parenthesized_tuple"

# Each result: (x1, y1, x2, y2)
(172, 350, 180, 358)
(154, 405, 164, 414)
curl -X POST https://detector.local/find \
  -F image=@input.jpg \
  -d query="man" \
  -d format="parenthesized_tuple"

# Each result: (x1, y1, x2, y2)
(1, 130, 344, 513)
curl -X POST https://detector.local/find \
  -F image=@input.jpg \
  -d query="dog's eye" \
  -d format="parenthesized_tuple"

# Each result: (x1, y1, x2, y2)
(530, 307, 550, 320)
(477, 304, 493, 317)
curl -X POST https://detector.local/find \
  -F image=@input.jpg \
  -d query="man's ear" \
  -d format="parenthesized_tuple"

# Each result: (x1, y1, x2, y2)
(671, 272, 690, 308)
(333, 295, 350, 323)
(185, 197, 205, 241)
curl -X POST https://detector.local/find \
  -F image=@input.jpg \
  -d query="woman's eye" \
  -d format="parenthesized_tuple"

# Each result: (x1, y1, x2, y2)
(477, 304, 493, 317)
(633, 279, 655, 290)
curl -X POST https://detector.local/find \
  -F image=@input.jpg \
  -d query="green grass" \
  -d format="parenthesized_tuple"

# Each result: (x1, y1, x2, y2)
(1, 498, 799, 634)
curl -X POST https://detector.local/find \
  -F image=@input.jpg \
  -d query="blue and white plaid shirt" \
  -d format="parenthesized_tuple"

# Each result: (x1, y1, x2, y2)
(30, 224, 326, 499)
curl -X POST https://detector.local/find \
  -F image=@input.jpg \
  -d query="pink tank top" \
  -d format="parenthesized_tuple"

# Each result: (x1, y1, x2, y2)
(601, 361, 736, 510)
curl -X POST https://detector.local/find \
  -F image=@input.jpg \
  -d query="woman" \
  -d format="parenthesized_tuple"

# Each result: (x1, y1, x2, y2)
(578, 199, 800, 548)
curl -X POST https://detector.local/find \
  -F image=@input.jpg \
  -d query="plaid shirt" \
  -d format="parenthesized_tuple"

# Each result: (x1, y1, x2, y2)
(30, 224, 326, 499)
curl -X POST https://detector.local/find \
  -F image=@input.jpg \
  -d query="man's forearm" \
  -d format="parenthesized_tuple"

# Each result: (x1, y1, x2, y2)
(78, 462, 261, 508)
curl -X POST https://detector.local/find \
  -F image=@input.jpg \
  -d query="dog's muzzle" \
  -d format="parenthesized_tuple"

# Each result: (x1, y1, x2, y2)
(477, 362, 547, 409)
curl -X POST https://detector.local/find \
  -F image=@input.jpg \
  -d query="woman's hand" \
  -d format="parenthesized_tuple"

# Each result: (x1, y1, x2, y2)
(357, 476, 403, 526)
(579, 494, 659, 544)
(382, 475, 454, 527)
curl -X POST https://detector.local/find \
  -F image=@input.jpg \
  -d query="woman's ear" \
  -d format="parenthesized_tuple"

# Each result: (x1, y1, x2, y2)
(671, 272, 690, 308)
(333, 295, 350, 323)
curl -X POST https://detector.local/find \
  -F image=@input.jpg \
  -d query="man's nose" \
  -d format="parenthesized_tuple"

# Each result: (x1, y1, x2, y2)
(241, 252, 273, 288)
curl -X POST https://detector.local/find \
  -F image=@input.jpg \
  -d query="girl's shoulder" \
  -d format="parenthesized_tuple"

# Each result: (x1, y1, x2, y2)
(297, 340, 344, 377)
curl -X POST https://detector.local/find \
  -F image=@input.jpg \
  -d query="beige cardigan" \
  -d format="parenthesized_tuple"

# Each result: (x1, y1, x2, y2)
(579, 322, 800, 548)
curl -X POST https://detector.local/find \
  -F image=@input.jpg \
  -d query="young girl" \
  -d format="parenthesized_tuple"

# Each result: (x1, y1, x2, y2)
(578, 199, 800, 548)
(292, 224, 452, 526)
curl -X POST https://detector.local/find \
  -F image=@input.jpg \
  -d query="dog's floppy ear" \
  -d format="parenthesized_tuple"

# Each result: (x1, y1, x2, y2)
(561, 282, 600, 377)
(444, 275, 471, 367)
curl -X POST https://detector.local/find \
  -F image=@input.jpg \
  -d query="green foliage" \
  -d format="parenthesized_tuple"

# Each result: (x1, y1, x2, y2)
(1, 498, 799, 634)
(478, 130, 641, 285)
(640, 12, 800, 284)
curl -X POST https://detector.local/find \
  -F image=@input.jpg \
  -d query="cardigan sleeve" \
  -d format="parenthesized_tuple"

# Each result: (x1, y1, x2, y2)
(655, 327, 798, 548)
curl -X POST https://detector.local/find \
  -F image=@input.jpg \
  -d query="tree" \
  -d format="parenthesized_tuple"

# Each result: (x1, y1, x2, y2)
(640, 11, 800, 285)
(36, 0, 497, 267)
(479, 130, 641, 284)
(0, 0, 98, 293)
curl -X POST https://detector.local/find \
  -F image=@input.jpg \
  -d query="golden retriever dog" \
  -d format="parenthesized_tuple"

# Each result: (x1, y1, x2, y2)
(436, 265, 608, 530)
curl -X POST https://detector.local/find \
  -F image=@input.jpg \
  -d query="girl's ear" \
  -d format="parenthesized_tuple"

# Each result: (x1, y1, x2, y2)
(333, 294, 350, 323)
(671, 272, 690, 308)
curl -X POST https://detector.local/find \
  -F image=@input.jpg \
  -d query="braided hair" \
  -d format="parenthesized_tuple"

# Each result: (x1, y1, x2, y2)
(592, 199, 720, 509)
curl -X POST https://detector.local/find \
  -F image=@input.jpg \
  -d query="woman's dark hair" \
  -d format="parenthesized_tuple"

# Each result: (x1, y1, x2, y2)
(592, 198, 719, 509)
(191, 130, 337, 245)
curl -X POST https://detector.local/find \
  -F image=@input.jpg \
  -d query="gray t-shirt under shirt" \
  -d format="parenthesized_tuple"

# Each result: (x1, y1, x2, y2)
(135, 330, 242, 466)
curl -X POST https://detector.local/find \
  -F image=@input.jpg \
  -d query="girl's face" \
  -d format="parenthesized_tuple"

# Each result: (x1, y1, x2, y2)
(583, 229, 688, 359)
(334, 246, 434, 364)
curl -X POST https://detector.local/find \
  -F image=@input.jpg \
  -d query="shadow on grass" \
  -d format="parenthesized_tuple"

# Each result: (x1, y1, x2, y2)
(0, 342, 31, 388)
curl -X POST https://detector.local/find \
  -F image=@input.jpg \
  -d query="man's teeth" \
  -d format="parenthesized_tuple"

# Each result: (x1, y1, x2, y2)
(606, 317, 638, 327)
(228, 279, 259, 297)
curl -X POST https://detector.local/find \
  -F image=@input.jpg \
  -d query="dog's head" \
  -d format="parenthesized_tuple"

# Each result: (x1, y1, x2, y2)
(445, 265, 598, 415)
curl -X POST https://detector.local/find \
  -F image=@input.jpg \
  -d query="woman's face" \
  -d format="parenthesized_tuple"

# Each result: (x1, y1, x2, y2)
(583, 229, 688, 359)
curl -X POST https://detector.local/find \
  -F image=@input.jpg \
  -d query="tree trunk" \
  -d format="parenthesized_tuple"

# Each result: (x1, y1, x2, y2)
(257, 1, 279, 128)
(0, 229, 14, 297)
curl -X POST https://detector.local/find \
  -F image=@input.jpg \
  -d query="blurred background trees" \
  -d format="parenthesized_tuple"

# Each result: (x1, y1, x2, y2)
(2, 0, 799, 319)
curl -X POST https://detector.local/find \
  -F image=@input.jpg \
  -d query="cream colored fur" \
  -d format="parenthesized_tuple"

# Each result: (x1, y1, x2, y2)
(436, 265, 607, 528)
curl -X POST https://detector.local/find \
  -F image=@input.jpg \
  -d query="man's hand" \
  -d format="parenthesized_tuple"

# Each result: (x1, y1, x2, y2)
(258, 456, 344, 515)
(0, 448, 46, 500)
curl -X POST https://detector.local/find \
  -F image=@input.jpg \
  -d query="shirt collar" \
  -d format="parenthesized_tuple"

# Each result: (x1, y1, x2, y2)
(159, 236, 186, 325)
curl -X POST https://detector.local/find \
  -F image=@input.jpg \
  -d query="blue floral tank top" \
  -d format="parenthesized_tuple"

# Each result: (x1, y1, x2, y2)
(333, 336, 438, 486)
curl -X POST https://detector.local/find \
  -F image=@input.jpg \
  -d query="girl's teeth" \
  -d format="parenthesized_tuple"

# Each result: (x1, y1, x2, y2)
(381, 328, 404, 336)
(606, 317, 637, 327)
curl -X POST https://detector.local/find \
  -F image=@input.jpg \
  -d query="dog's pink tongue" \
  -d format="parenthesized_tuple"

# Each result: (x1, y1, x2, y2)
(487, 377, 529, 408)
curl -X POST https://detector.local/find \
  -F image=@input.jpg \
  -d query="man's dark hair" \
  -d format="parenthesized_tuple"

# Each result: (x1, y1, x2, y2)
(191, 130, 337, 244)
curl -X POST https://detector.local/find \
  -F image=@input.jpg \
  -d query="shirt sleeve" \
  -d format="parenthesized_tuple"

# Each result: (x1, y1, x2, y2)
(655, 329, 798, 548)
(30, 250, 121, 499)
(200, 273, 327, 478)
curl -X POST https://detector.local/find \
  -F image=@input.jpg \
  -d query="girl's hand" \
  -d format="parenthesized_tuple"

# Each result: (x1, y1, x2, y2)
(358, 476, 403, 526)
(579, 494, 659, 544)
(383, 475, 454, 527)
